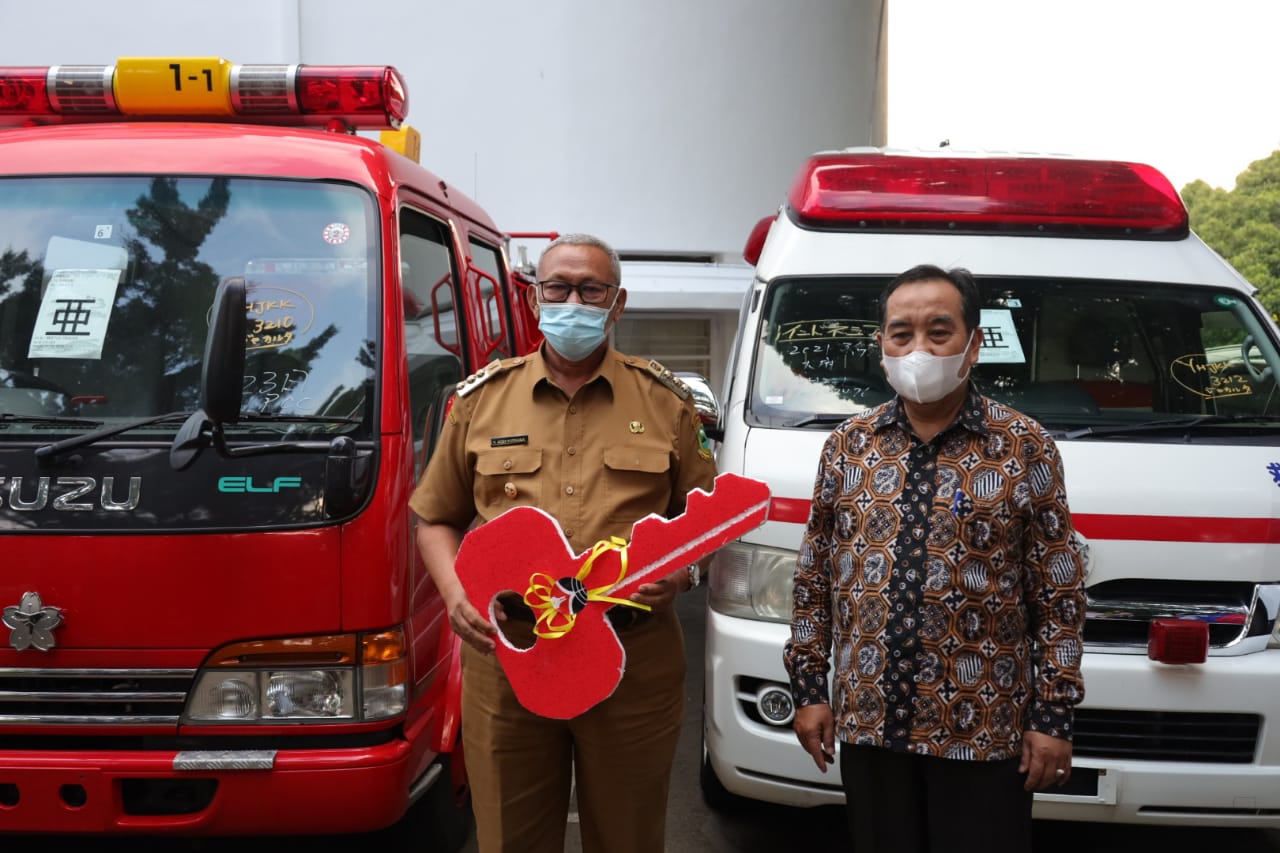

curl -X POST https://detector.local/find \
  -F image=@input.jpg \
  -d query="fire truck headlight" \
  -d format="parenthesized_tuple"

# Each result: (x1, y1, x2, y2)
(361, 662, 407, 719)
(187, 673, 260, 721)
(186, 670, 355, 721)
(185, 629, 407, 723)
(360, 629, 408, 720)
(708, 541, 794, 623)
(263, 670, 354, 719)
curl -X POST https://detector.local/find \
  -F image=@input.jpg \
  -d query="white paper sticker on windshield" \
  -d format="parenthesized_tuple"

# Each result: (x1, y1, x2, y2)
(27, 269, 122, 359)
(977, 308, 1026, 364)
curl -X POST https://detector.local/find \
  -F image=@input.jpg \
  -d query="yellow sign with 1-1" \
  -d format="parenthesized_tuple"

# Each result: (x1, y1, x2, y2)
(114, 57, 234, 116)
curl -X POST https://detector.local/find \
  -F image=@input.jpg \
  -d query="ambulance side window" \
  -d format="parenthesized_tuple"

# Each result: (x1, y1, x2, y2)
(400, 208, 464, 465)
(469, 238, 515, 360)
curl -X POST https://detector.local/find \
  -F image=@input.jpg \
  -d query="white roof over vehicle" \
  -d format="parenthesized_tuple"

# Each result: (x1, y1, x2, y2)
(620, 261, 754, 311)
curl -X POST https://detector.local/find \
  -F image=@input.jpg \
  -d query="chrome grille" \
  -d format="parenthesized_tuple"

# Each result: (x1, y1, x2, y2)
(1073, 709, 1260, 763)
(1084, 580, 1280, 655)
(0, 668, 194, 725)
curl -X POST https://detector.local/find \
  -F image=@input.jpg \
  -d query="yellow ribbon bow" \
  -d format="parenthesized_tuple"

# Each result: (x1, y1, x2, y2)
(523, 536, 652, 639)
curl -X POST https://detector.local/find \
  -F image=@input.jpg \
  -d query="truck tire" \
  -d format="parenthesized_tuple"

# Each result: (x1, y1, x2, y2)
(384, 753, 473, 851)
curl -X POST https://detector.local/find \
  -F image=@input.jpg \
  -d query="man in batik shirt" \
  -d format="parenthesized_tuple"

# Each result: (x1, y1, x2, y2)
(784, 264, 1085, 853)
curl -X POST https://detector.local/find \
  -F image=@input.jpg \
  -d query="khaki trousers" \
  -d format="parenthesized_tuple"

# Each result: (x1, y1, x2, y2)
(461, 608, 686, 853)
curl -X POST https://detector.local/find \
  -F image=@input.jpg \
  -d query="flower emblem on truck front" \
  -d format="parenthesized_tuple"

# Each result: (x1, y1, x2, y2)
(3, 591, 63, 652)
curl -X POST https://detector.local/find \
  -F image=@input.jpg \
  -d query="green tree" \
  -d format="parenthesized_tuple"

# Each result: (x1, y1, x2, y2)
(1184, 150, 1280, 312)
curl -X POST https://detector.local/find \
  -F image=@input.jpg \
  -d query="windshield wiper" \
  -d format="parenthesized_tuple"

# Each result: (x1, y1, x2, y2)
(235, 413, 360, 425)
(1061, 414, 1280, 440)
(782, 414, 852, 429)
(1, 413, 102, 428)
(34, 411, 193, 460)
(170, 409, 367, 469)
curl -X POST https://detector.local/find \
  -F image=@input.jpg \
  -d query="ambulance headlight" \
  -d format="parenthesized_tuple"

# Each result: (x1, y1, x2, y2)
(1262, 585, 1280, 649)
(708, 541, 794, 623)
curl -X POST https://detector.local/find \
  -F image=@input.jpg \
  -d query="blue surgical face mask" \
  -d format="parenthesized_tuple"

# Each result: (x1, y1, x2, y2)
(537, 301, 612, 361)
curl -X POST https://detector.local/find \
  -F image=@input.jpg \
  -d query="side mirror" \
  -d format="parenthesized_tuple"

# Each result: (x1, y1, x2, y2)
(675, 372, 722, 441)
(203, 276, 247, 425)
(170, 277, 246, 471)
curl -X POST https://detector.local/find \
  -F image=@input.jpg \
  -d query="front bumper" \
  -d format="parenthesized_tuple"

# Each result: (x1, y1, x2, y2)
(703, 608, 1280, 827)
(0, 738, 416, 835)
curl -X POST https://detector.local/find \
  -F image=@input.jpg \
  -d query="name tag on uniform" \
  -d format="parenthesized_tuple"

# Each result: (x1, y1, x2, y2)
(491, 434, 529, 447)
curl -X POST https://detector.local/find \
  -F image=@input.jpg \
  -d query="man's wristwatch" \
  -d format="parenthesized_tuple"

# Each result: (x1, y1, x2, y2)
(686, 563, 701, 590)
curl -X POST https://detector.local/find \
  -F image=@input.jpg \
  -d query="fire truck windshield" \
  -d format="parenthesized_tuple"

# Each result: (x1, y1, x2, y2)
(0, 176, 378, 443)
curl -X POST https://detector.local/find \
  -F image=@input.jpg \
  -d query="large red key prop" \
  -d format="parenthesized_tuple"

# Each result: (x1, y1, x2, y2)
(455, 472, 770, 719)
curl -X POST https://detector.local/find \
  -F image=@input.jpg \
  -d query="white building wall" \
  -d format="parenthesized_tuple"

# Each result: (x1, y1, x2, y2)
(4, 0, 885, 388)
(3, 0, 885, 256)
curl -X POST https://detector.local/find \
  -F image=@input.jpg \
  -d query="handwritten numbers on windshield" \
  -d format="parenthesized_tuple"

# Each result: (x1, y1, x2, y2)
(1170, 354, 1254, 400)
(786, 340, 876, 371)
(243, 369, 312, 413)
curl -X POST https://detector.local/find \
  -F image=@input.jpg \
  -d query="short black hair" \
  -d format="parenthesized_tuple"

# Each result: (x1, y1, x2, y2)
(878, 264, 981, 334)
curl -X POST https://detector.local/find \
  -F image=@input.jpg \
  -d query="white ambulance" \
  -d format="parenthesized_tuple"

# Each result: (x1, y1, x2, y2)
(703, 149, 1280, 826)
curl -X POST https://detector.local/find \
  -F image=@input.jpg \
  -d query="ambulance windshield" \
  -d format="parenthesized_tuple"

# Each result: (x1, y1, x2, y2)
(0, 176, 377, 441)
(751, 276, 1280, 435)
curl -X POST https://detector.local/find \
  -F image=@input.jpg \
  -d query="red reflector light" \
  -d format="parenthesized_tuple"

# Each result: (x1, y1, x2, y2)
(743, 214, 774, 266)
(296, 66, 407, 128)
(787, 153, 1188, 236)
(1147, 618, 1209, 664)
(0, 68, 52, 114)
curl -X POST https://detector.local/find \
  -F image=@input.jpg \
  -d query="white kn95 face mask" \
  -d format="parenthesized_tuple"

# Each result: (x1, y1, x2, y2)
(881, 331, 975, 404)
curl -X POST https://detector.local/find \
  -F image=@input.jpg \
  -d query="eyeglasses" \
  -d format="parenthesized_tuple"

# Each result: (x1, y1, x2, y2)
(536, 280, 618, 305)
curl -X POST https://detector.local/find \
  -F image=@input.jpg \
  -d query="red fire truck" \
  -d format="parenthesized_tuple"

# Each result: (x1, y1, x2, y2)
(0, 58, 542, 842)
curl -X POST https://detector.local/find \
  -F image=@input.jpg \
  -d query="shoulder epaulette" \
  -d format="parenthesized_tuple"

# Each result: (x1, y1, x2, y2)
(455, 356, 527, 398)
(626, 357, 691, 400)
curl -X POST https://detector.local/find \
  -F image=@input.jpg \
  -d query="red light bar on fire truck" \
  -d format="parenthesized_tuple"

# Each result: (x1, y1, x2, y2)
(787, 152, 1188, 237)
(0, 57, 408, 130)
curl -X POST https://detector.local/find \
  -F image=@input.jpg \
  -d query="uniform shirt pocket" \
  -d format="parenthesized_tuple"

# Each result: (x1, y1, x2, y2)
(602, 446, 672, 524)
(476, 448, 542, 515)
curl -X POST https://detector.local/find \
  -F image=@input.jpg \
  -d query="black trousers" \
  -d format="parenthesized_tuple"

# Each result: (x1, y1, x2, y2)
(840, 743, 1033, 853)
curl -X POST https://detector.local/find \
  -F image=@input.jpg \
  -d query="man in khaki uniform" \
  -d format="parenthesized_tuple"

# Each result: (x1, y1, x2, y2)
(411, 233, 717, 853)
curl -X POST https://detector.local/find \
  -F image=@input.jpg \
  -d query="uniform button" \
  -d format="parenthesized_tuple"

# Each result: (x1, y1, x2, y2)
(564, 528, 574, 538)
(503, 460, 513, 470)
(569, 406, 578, 414)
(567, 446, 576, 456)
(565, 485, 574, 495)
(504, 482, 517, 498)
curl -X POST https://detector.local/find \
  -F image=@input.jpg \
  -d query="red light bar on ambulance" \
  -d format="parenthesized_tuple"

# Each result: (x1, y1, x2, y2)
(0, 58, 408, 130)
(787, 152, 1188, 237)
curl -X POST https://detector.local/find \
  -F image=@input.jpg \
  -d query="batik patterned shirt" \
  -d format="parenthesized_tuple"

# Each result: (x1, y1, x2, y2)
(783, 387, 1086, 761)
